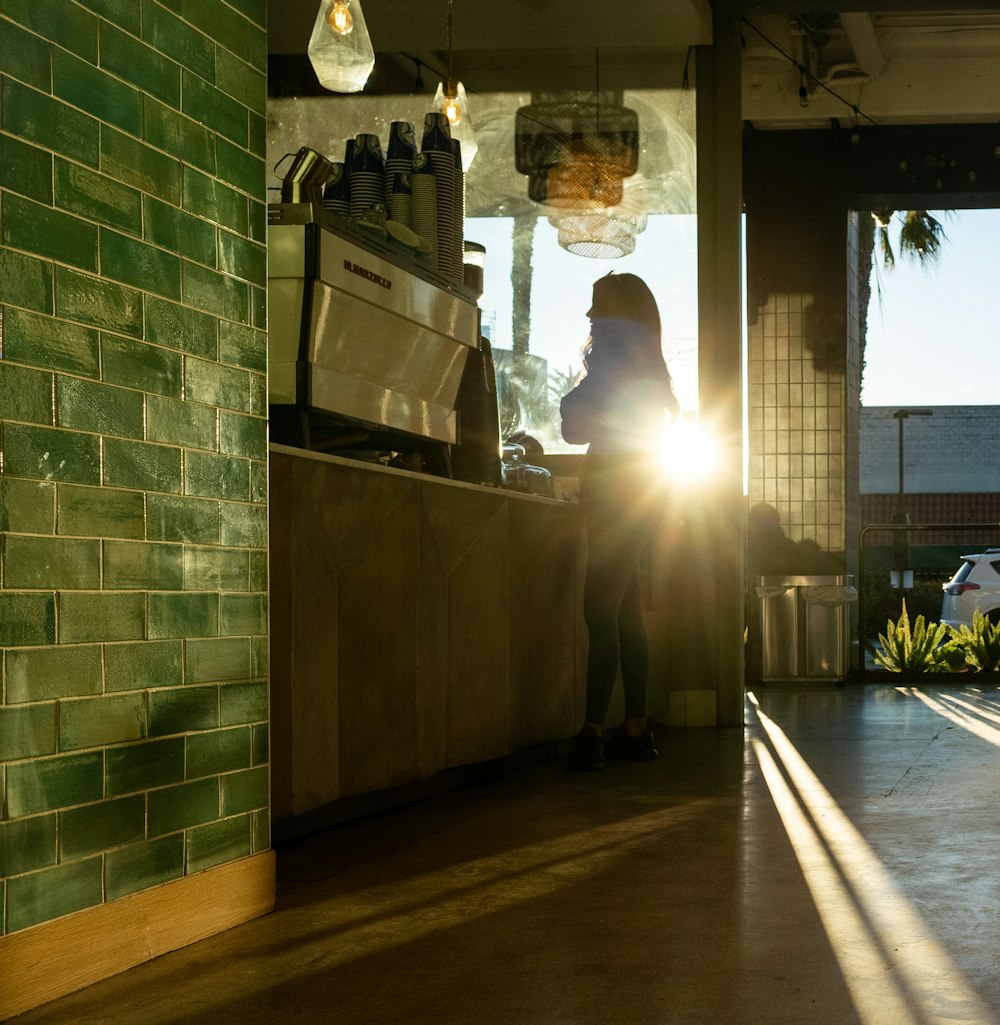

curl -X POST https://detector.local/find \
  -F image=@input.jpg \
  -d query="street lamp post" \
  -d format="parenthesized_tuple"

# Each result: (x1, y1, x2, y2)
(892, 407, 934, 498)
(890, 408, 933, 587)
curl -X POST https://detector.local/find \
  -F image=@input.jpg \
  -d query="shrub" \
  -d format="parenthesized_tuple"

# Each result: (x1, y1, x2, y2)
(869, 599, 953, 673)
(946, 610, 1000, 672)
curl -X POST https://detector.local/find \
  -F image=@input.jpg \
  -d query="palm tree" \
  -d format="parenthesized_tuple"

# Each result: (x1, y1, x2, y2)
(871, 209, 948, 270)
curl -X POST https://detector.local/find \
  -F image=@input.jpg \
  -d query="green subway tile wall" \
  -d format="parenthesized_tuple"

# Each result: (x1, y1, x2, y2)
(0, 0, 269, 937)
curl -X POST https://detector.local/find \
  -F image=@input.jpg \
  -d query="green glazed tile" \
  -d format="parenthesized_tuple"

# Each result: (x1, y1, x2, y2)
(6, 858, 103, 933)
(250, 636, 268, 678)
(147, 776, 219, 837)
(3, 192, 98, 272)
(104, 539, 183, 590)
(147, 591, 219, 639)
(100, 229, 181, 300)
(222, 0, 267, 31)
(4, 0, 99, 62)
(220, 501, 267, 548)
(0, 133, 53, 204)
(0, 17, 51, 91)
(182, 167, 248, 235)
(147, 493, 220, 545)
(0, 815, 57, 877)
(3, 423, 101, 485)
(102, 335, 183, 397)
(249, 463, 267, 506)
(215, 138, 265, 202)
(182, 262, 249, 324)
(252, 808, 270, 854)
(104, 640, 183, 692)
(219, 411, 267, 460)
(148, 685, 219, 737)
(0, 704, 56, 760)
(183, 546, 250, 592)
(55, 159, 142, 234)
(106, 737, 184, 796)
(218, 321, 266, 373)
(104, 834, 184, 901)
(101, 126, 181, 206)
(144, 296, 218, 359)
(58, 591, 146, 643)
(56, 483, 145, 539)
(215, 49, 266, 114)
(185, 358, 251, 413)
(6, 644, 102, 703)
(0, 478, 56, 533)
(251, 723, 268, 766)
(184, 636, 252, 683)
(185, 450, 250, 502)
(143, 196, 217, 267)
(56, 266, 142, 337)
(101, 24, 180, 107)
(249, 373, 266, 416)
(1, 307, 99, 378)
(0, 360, 53, 426)
(77, 0, 142, 33)
(56, 376, 144, 440)
(246, 22, 266, 70)
(146, 394, 218, 451)
(53, 49, 141, 136)
(250, 285, 266, 330)
(6, 751, 104, 818)
(0, 593, 56, 647)
(248, 551, 267, 592)
(181, 71, 248, 148)
(177, 0, 254, 62)
(221, 765, 268, 815)
(140, 0, 216, 81)
(2, 535, 101, 589)
(0, 247, 54, 315)
(249, 200, 266, 244)
(220, 593, 267, 636)
(60, 693, 146, 751)
(220, 680, 267, 726)
(1, 78, 99, 168)
(218, 230, 266, 287)
(186, 727, 251, 778)
(103, 438, 182, 494)
(248, 112, 266, 160)
(186, 814, 251, 874)
(60, 795, 145, 859)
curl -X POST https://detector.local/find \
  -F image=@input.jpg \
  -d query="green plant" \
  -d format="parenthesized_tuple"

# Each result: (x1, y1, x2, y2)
(945, 610, 1000, 672)
(869, 599, 952, 673)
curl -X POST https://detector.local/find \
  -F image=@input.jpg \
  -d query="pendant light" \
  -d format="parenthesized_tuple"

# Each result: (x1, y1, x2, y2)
(432, 0, 478, 170)
(308, 0, 375, 94)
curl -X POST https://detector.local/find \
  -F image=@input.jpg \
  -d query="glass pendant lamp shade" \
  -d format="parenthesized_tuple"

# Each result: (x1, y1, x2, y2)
(433, 80, 478, 170)
(308, 0, 375, 94)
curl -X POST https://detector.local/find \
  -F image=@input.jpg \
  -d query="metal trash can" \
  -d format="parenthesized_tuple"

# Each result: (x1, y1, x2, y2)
(756, 575, 857, 681)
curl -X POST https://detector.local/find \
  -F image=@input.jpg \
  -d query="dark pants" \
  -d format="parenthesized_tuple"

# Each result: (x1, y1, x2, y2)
(580, 466, 662, 727)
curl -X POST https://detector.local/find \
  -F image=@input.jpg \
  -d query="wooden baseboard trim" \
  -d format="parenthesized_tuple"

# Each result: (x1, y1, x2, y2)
(0, 851, 275, 1021)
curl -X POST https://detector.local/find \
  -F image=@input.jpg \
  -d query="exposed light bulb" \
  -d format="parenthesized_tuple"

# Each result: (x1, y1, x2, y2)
(328, 0, 353, 34)
(443, 89, 462, 126)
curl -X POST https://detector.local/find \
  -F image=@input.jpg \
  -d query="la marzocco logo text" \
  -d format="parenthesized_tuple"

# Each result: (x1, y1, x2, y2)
(344, 259, 392, 290)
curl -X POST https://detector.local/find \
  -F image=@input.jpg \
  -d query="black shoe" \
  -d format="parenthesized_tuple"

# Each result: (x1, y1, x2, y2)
(604, 725, 658, 761)
(567, 729, 604, 771)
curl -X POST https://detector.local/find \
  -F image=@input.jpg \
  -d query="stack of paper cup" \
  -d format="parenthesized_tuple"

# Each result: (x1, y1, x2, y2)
(350, 132, 385, 219)
(421, 113, 457, 280)
(411, 153, 438, 266)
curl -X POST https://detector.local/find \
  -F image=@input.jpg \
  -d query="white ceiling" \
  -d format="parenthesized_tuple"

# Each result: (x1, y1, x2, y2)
(268, 3, 1000, 128)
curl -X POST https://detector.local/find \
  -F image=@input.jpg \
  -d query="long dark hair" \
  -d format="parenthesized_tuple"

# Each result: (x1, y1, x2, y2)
(582, 273, 679, 415)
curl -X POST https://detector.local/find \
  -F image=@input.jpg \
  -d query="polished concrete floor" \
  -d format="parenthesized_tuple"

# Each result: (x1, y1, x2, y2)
(12, 684, 1000, 1025)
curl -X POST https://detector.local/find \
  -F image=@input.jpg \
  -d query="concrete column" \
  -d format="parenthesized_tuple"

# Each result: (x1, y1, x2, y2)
(694, 1, 746, 727)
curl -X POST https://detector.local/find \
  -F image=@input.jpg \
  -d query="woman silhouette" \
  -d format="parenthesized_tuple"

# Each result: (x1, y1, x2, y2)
(560, 273, 679, 771)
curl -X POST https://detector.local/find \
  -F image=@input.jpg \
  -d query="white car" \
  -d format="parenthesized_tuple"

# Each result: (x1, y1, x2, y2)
(940, 550, 1000, 629)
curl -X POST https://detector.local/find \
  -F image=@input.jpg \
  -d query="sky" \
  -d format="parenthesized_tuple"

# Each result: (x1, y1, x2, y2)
(862, 208, 1000, 407)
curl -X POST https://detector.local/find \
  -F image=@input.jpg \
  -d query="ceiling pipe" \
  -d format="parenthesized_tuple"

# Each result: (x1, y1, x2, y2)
(840, 12, 886, 78)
